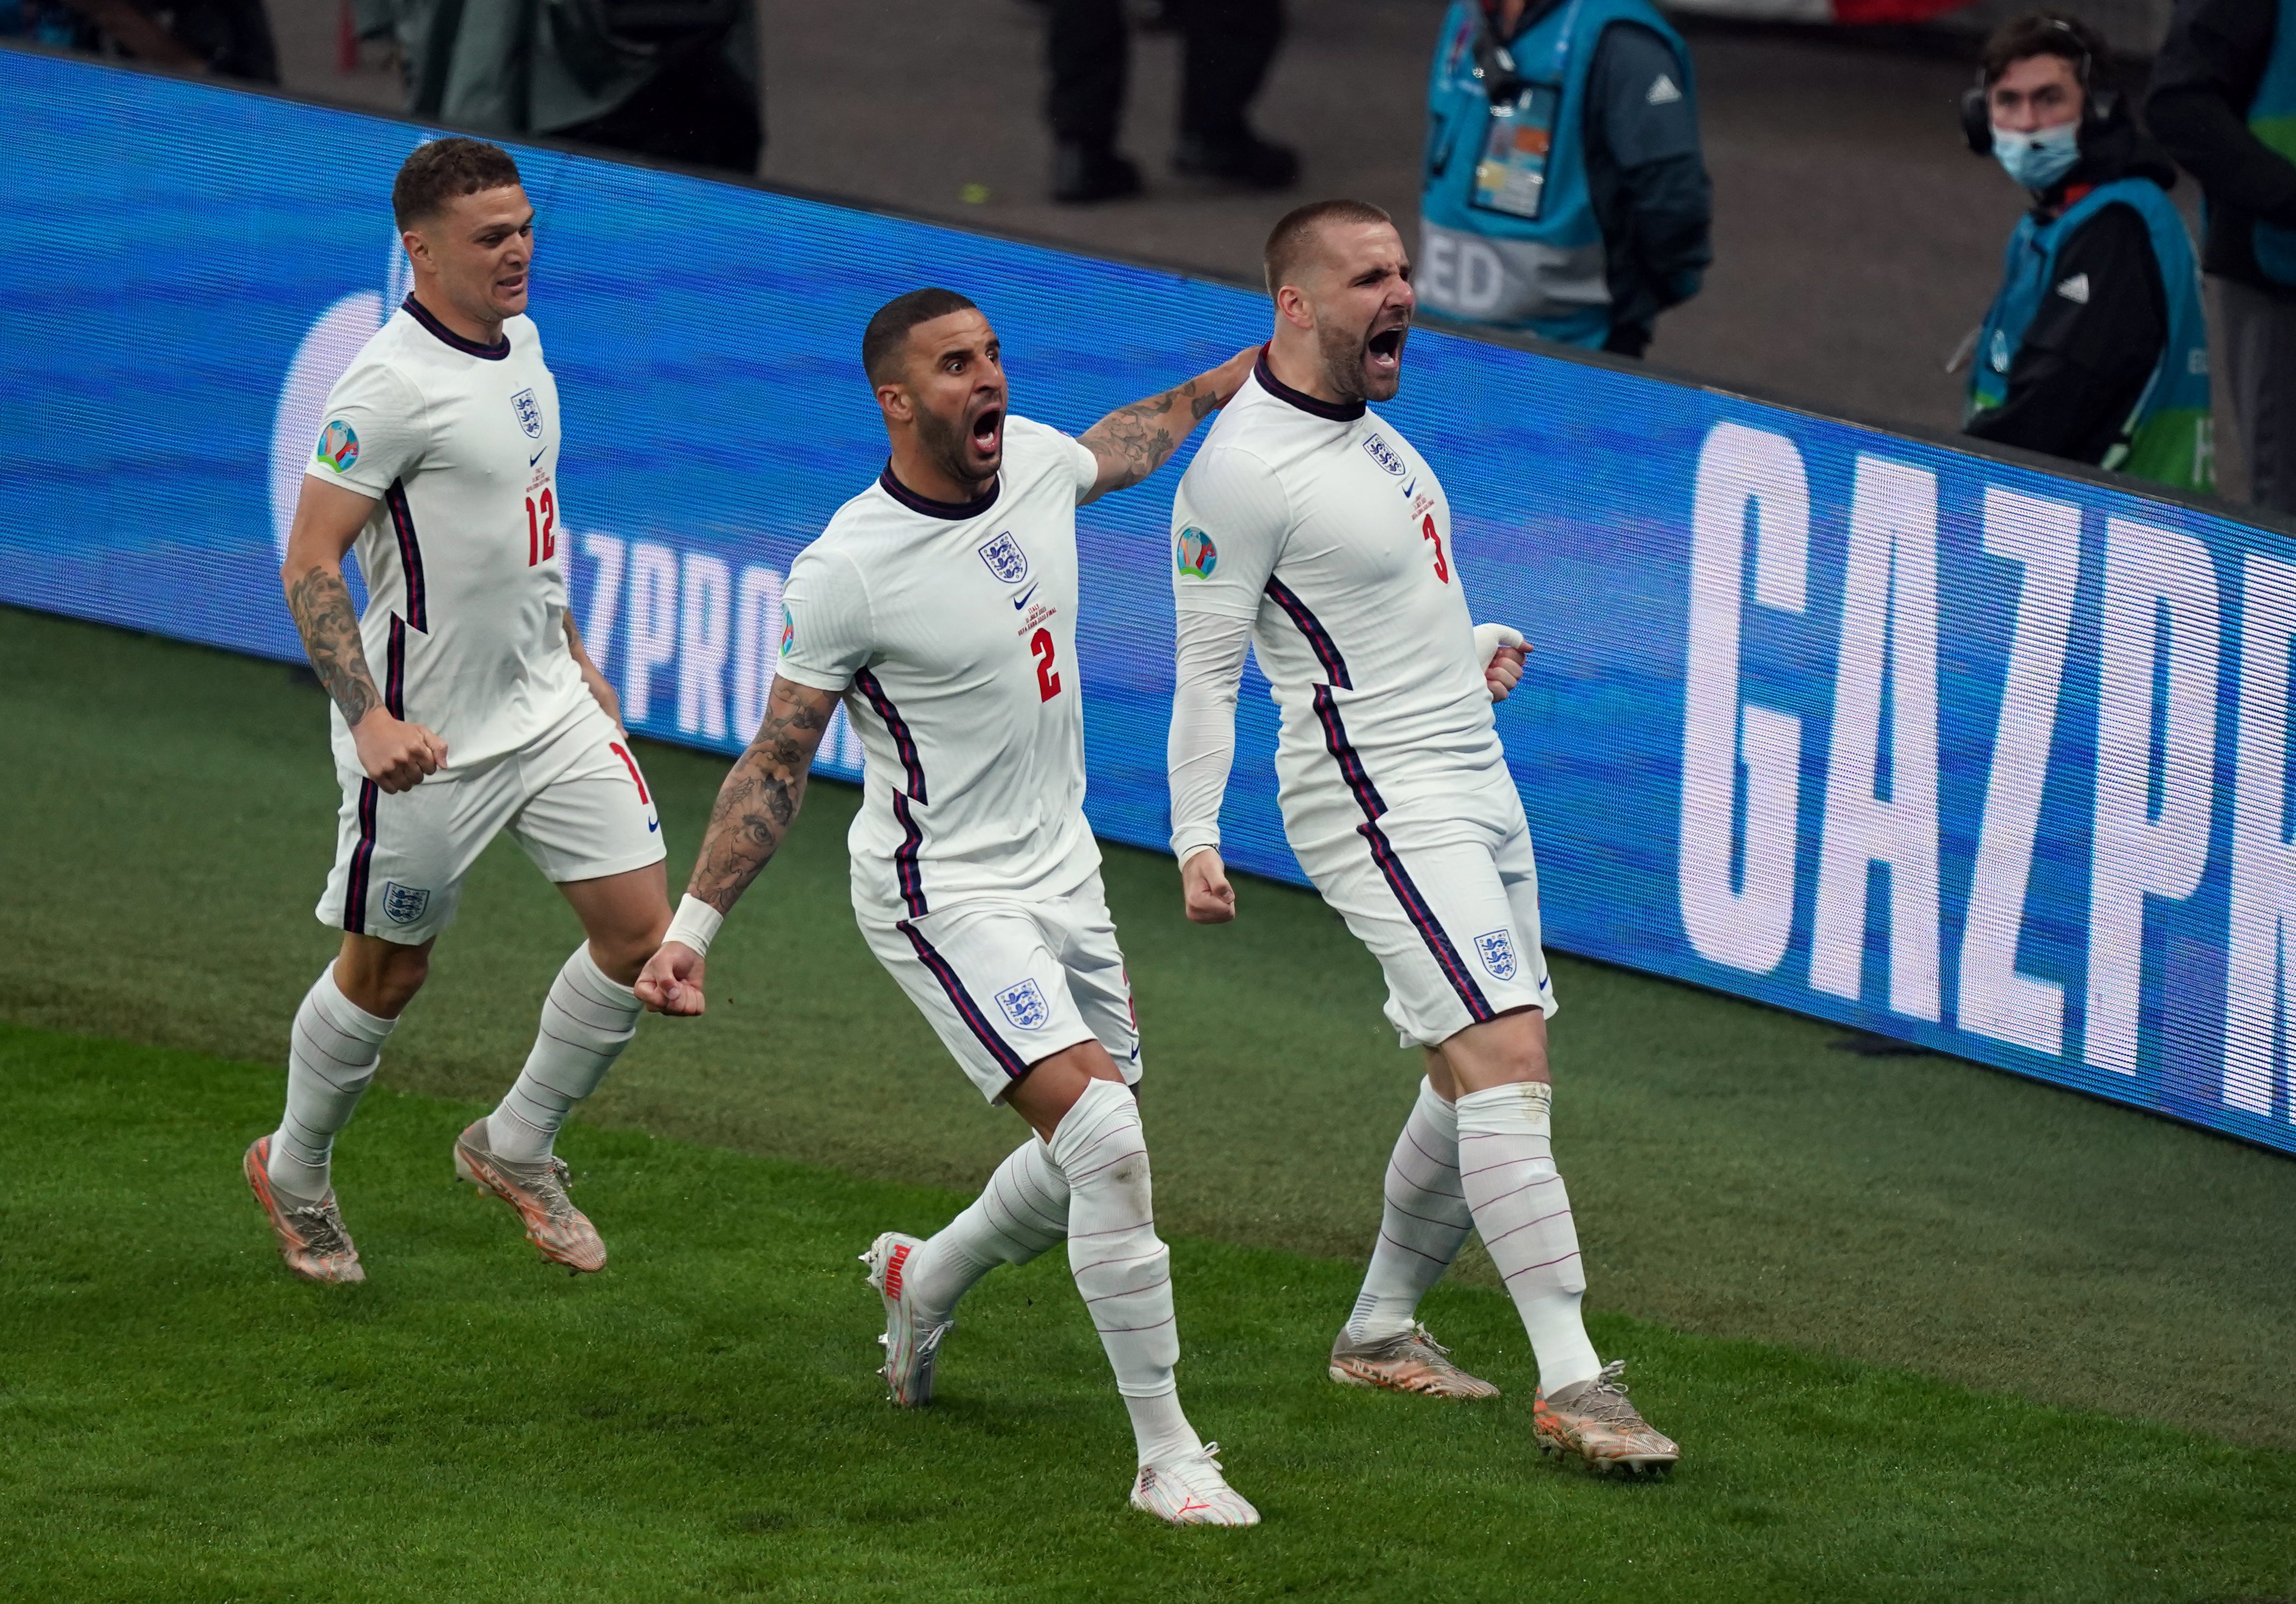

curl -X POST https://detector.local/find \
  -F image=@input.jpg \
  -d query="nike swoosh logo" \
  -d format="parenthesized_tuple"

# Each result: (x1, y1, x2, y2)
(529, 444, 547, 466)
(648, 818, 660, 833)
(1012, 582, 1040, 611)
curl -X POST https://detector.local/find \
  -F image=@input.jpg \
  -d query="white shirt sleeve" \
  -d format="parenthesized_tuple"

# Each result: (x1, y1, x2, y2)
(1171, 442, 1289, 621)
(304, 359, 428, 501)
(1064, 428, 1100, 499)
(1010, 414, 1100, 502)
(775, 545, 875, 694)
(1166, 610, 1252, 862)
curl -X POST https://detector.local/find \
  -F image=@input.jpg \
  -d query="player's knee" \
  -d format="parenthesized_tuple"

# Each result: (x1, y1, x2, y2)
(340, 944, 429, 1016)
(586, 925, 663, 986)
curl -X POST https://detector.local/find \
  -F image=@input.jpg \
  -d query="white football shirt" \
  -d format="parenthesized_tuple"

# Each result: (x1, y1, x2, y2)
(305, 297, 590, 769)
(776, 415, 1104, 915)
(1169, 353, 1507, 823)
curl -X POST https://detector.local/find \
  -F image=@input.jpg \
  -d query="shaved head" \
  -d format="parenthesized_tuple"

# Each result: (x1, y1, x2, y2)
(1263, 198, 1394, 299)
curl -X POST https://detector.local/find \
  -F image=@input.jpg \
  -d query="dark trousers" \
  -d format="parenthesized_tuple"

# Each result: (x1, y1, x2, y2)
(555, 43, 763, 177)
(2218, 274, 2296, 515)
(1047, 0, 1284, 149)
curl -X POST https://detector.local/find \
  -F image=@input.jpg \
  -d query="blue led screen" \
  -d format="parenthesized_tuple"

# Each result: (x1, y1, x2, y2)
(9, 47, 2296, 1156)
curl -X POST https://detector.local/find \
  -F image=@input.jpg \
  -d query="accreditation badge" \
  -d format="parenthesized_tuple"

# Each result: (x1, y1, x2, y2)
(1470, 85, 1561, 222)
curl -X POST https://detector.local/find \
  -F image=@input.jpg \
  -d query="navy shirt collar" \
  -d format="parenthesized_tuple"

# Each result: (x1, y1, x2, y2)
(1254, 345, 1365, 422)
(403, 295, 510, 361)
(878, 462, 1001, 520)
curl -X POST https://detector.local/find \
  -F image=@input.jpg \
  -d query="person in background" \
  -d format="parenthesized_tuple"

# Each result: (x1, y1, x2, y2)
(2148, 0, 2296, 509)
(1045, 0, 1295, 205)
(1962, 13, 2213, 492)
(355, 0, 761, 178)
(1416, 0, 1709, 358)
(1, 0, 275, 81)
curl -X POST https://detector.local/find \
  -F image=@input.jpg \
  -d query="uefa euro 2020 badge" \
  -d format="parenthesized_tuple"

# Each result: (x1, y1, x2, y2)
(316, 419, 360, 474)
(978, 531, 1029, 585)
(382, 881, 431, 927)
(996, 978, 1050, 1031)
(511, 388, 543, 440)
(1176, 526, 1217, 579)
(1475, 928, 1518, 981)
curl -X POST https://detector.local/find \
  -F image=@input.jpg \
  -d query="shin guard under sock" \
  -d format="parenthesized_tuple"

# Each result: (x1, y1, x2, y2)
(1049, 1078, 1201, 1466)
(906, 1136, 1070, 1326)
(270, 963, 396, 1199)
(1455, 1081, 1602, 1394)
(487, 944, 642, 1162)
(1346, 1076, 1473, 1342)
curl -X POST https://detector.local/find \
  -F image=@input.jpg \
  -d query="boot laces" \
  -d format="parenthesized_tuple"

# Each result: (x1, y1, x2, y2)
(1573, 1360, 1644, 1424)
(286, 1200, 352, 1258)
(529, 1156, 579, 1223)
(1399, 1322, 1454, 1359)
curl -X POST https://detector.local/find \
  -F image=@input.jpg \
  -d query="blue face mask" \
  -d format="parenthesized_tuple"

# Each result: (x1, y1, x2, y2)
(1992, 120, 2081, 191)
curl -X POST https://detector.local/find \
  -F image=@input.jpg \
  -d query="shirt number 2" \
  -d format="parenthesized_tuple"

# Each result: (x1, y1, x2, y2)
(1031, 628, 1062, 701)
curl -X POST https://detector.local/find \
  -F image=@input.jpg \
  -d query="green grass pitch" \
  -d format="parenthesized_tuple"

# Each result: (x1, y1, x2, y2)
(4, 606, 2295, 1600)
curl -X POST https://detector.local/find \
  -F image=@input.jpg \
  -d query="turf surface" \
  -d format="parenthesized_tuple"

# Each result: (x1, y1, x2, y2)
(8, 1023, 2295, 1603)
(6, 606, 2296, 1457)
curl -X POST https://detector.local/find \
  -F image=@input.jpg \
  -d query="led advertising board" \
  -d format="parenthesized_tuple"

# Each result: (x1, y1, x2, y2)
(5, 46, 2294, 1154)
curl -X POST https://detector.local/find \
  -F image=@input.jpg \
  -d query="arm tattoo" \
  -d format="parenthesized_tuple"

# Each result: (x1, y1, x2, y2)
(284, 565, 382, 726)
(688, 682, 838, 913)
(1080, 372, 1225, 495)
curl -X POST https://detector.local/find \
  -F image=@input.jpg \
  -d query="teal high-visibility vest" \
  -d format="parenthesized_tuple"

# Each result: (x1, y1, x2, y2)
(2245, 0, 2296, 285)
(1969, 177, 2215, 492)
(1418, 0, 1693, 346)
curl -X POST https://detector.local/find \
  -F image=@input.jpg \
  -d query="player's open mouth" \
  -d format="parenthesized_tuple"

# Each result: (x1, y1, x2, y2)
(970, 406, 1004, 454)
(1366, 327, 1406, 370)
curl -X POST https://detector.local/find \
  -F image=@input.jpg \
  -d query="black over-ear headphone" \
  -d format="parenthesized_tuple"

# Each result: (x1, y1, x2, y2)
(1959, 17, 2119, 155)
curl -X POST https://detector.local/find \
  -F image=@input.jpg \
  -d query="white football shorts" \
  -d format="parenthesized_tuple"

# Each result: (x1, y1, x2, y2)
(315, 698, 666, 945)
(857, 872, 1145, 1105)
(1290, 787, 1558, 1049)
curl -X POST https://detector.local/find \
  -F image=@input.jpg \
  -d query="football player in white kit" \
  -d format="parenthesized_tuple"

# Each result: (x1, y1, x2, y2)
(1164, 200, 1680, 1474)
(246, 141, 670, 1284)
(635, 288, 1262, 1525)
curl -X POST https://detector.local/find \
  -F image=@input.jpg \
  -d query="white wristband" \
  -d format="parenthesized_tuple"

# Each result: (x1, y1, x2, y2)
(1474, 622, 1524, 669)
(664, 894, 725, 959)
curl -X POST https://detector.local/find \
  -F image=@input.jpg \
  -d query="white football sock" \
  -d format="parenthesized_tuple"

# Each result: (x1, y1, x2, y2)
(1456, 1081, 1603, 1395)
(269, 963, 396, 1200)
(1346, 1076, 1473, 1343)
(905, 1136, 1071, 1326)
(487, 944, 642, 1162)
(1049, 1077, 1203, 1468)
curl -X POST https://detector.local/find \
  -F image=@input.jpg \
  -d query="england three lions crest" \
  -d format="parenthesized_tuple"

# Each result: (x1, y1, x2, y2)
(978, 531, 1028, 585)
(1474, 929, 1518, 981)
(511, 387, 543, 440)
(995, 978, 1050, 1031)
(382, 881, 431, 927)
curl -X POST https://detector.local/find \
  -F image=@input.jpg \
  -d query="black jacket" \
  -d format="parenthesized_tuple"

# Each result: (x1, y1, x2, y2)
(1965, 116, 2176, 467)
(2147, 0, 2296, 295)
(1581, 19, 1714, 355)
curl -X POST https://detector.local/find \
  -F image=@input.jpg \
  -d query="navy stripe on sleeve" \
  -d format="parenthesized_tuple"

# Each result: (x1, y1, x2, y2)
(384, 480, 427, 633)
(854, 668, 928, 916)
(1265, 577, 1352, 689)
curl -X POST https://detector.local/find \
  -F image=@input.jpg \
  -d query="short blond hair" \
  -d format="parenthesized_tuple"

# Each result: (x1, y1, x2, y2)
(1262, 199, 1394, 299)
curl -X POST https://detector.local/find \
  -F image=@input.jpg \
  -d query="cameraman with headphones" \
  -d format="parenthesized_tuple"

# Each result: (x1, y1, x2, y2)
(1962, 13, 2214, 491)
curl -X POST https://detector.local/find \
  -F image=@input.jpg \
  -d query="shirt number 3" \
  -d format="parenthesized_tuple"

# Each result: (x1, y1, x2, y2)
(1422, 514, 1450, 584)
